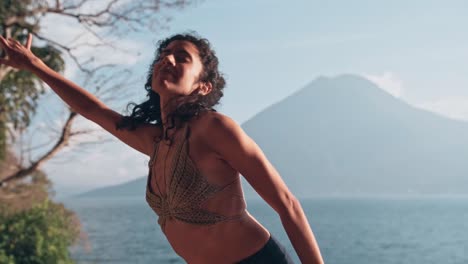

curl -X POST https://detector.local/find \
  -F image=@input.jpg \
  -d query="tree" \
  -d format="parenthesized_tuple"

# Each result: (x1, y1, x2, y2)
(0, 0, 198, 261)
(0, 148, 81, 264)
(0, 0, 196, 185)
(0, 198, 81, 264)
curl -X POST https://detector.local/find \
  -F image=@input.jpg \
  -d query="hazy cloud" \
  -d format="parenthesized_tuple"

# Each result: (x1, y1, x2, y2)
(416, 96, 468, 121)
(362, 72, 404, 98)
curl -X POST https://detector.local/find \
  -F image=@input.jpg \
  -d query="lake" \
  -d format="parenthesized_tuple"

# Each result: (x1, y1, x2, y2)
(64, 196, 468, 264)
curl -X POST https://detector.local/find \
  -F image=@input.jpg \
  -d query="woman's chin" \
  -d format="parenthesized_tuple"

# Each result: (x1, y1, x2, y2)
(153, 82, 176, 96)
(163, 79, 173, 86)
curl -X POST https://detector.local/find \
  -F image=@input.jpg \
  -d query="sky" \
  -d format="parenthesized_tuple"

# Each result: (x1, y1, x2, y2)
(16, 0, 468, 198)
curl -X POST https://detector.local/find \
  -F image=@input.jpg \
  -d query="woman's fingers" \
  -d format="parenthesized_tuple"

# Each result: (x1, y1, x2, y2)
(8, 38, 21, 47)
(0, 35, 10, 49)
(26, 33, 32, 50)
(0, 34, 35, 69)
(0, 36, 10, 61)
(0, 34, 31, 50)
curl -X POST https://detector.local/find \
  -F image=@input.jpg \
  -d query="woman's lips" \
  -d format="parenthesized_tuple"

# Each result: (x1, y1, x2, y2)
(160, 67, 176, 78)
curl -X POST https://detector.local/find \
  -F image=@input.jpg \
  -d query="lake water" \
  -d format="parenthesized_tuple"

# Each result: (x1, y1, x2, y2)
(64, 196, 468, 264)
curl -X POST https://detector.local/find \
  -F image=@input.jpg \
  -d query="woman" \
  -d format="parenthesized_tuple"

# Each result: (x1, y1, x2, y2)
(0, 32, 324, 264)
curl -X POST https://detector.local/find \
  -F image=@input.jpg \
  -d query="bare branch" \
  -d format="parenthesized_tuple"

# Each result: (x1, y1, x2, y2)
(72, 138, 114, 147)
(62, 0, 88, 11)
(22, 140, 54, 153)
(0, 111, 79, 186)
(3, 0, 196, 74)
(31, 32, 93, 74)
(69, 128, 102, 136)
(1, 62, 135, 187)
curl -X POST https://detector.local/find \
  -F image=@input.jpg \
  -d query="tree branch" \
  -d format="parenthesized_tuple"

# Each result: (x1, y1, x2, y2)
(0, 111, 78, 186)
(31, 32, 93, 74)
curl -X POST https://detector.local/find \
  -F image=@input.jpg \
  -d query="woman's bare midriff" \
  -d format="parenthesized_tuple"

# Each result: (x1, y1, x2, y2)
(163, 212, 271, 264)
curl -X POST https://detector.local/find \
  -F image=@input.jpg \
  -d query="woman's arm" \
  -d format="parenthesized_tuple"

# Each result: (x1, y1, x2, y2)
(0, 34, 155, 156)
(199, 111, 325, 264)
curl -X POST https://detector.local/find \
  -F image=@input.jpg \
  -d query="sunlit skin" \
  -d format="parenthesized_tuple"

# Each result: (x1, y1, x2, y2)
(0, 34, 324, 263)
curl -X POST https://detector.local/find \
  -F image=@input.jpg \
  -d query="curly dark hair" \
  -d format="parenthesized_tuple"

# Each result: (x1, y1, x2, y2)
(116, 32, 226, 141)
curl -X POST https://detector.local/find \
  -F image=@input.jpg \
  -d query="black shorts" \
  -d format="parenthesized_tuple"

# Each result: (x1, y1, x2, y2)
(236, 234, 295, 264)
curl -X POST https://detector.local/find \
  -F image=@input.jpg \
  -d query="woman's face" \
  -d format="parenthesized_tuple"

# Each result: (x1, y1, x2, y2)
(151, 40, 205, 99)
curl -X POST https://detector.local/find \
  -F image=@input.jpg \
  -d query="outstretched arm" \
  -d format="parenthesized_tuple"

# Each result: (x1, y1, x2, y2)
(200, 111, 325, 264)
(0, 34, 156, 156)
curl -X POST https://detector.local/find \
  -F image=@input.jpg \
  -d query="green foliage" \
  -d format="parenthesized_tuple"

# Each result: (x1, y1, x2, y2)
(0, 1, 47, 23)
(0, 199, 80, 264)
(0, 1, 28, 21)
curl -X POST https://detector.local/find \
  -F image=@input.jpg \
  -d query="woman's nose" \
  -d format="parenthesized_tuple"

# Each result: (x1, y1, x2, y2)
(161, 54, 175, 68)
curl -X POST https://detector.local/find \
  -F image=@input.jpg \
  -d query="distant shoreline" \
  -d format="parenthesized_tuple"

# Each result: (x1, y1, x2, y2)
(58, 193, 468, 205)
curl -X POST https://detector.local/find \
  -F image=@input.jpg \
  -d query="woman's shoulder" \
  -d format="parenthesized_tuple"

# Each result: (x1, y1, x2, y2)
(189, 110, 238, 134)
(193, 110, 235, 127)
(189, 110, 242, 144)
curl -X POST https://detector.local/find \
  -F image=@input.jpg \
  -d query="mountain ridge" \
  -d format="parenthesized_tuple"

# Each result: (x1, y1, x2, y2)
(76, 74, 468, 199)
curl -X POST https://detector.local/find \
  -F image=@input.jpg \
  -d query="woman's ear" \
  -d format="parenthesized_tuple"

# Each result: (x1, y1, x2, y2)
(198, 82, 213, 95)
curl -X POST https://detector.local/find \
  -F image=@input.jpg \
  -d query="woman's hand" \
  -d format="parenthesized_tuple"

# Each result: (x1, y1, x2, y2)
(0, 33, 38, 71)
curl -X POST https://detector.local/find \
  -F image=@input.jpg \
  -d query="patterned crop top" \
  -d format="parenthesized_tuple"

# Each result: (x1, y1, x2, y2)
(145, 122, 247, 232)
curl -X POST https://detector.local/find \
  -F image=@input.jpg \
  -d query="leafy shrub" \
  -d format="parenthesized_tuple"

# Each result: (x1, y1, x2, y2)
(0, 199, 80, 264)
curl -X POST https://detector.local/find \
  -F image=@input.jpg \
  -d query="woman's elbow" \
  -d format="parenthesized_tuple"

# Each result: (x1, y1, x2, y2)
(276, 193, 302, 217)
